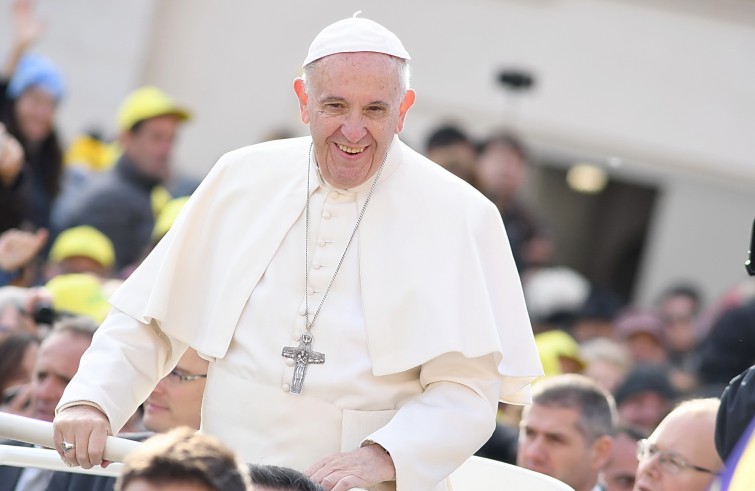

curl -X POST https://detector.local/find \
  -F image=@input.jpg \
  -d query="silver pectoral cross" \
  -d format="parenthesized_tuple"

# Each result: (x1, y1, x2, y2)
(281, 332, 325, 394)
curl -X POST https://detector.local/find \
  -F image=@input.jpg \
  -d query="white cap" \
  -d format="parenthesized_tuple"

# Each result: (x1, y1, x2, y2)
(303, 13, 411, 67)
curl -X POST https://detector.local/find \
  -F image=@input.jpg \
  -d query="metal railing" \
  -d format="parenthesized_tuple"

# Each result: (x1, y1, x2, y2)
(0, 412, 137, 477)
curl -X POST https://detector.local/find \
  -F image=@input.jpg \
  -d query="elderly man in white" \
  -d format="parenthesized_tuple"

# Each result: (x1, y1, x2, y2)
(52, 14, 543, 491)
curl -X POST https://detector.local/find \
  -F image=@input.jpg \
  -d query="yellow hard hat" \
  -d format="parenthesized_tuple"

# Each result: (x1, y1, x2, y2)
(117, 86, 191, 132)
(49, 225, 115, 269)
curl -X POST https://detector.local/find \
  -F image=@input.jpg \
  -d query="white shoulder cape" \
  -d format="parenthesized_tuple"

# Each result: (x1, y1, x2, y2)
(109, 136, 543, 403)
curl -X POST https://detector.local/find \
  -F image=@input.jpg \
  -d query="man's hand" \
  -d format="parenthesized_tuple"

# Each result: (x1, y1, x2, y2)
(0, 229, 48, 271)
(11, 0, 45, 49)
(0, 126, 25, 187)
(306, 443, 396, 491)
(53, 405, 112, 469)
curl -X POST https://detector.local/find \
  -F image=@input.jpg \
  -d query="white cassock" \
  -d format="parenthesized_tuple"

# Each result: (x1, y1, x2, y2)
(58, 136, 543, 491)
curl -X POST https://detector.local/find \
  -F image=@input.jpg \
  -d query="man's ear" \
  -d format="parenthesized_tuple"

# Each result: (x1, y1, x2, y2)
(395, 89, 416, 133)
(590, 435, 614, 471)
(293, 78, 310, 124)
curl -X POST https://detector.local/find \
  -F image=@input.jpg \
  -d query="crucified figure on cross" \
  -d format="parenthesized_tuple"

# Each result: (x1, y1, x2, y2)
(281, 332, 325, 394)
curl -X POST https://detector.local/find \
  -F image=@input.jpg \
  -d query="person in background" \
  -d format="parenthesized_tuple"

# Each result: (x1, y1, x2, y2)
(571, 287, 624, 343)
(0, 0, 65, 233)
(114, 427, 252, 491)
(634, 398, 723, 491)
(613, 309, 668, 366)
(475, 131, 550, 273)
(534, 329, 585, 377)
(45, 226, 115, 279)
(58, 86, 190, 271)
(581, 338, 633, 394)
(517, 374, 616, 491)
(613, 365, 677, 436)
(0, 316, 95, 491)
(424, 124, 478, 187)
(141, 348, 208, 433)
(0, 333, 39, 407)
(601, 425, 645, 491)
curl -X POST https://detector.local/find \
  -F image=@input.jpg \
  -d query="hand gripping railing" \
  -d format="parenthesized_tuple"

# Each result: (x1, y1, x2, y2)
(0, 412, 139, 476)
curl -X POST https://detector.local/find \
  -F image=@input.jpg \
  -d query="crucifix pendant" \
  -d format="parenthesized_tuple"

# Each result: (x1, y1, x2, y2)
(281, 332, 325, 394)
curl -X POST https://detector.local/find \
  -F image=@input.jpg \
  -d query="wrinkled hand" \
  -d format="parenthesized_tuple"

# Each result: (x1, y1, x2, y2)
(53, 405, 112, 469)
(11, 0, 45, 48)
(0, 229, 48, 271)
(306, 444, 396, 491)
(0, 127, 25, 187)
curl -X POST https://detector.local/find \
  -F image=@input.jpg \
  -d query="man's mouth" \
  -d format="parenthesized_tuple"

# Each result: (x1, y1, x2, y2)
(337, 143, 366, 154)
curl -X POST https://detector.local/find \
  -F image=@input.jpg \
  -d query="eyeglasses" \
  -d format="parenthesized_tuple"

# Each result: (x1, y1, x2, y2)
(164, 369, 208, 384)
(636, 439, 717, 475)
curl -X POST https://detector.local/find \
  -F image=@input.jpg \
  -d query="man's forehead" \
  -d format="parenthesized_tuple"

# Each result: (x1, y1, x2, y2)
(524, 404, 584, 433)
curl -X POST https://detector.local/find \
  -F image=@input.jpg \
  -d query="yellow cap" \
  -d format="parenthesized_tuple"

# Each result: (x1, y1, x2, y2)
(535, 330, 585, 377)
(152, 196, 190, 241)
(64, 134, 118, 171)
(49, 226, 115, 269)
(117, 86, 191, 132)
(45, 273, 111, 324)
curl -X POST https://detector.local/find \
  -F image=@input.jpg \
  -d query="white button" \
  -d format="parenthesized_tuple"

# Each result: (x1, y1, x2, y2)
(323, 211, 331, 219)
(312, 262, 321, 270)
(293, 332, 301, 341)
(330, 192, 340, 200)
(282, 384, 291, 392)
(285, 358, 294, 367)
(307, 287, 314, 295)
(318, 239, 326, 247)
(298, 306, 307, 316)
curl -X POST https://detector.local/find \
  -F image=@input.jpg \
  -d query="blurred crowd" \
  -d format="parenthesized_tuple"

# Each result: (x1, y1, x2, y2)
(0, 1, 754, 491)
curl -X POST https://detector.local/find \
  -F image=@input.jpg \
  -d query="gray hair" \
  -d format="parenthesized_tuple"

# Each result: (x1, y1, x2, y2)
(302, 55, 411, 96)
(529, 374, 617, 442)
(248, 464, 324, 491)
(50, 315, 98, 340)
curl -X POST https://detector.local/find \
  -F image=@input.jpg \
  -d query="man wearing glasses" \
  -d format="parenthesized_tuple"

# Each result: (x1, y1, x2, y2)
(634, 398, 723, 491)
(141, 348, 208, 433)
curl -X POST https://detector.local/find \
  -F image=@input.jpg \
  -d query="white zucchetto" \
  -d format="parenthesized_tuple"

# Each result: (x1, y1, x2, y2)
(303, 13, 411, 67)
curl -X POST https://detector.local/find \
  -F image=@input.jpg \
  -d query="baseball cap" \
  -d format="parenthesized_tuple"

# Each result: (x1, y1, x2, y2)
(535, 329, 586, 376)
(49, 225, 115, 270)
(7, 54, 65, 101)
(303, 13, 410, 66)
(117, 86, 191, 132)
(45, 273, 111, 324)
(152, 196, 190, 241)
(614, 308, 666, 344)
(613, 364, 677, 405)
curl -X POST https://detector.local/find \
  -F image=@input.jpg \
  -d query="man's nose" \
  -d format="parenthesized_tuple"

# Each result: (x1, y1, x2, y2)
(521, 437, 546, 462)
(637, 453, 662, 479)
(152, 377, 169, 394)
(341, 112, 367, 143)
(35, 377, 60, 402)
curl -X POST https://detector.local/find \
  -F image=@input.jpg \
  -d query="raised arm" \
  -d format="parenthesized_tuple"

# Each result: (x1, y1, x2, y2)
(2, 0, 45, 79)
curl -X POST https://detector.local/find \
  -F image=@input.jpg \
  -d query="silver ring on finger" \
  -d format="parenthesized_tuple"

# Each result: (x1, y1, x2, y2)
(61, 441, 75, 453)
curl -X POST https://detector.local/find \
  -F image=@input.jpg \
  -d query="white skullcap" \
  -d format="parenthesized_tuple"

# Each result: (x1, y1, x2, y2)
(303, 13, 411, 67)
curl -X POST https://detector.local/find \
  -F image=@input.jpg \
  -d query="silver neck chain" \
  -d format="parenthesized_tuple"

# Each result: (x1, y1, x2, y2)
(304, 142, 388, 332)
